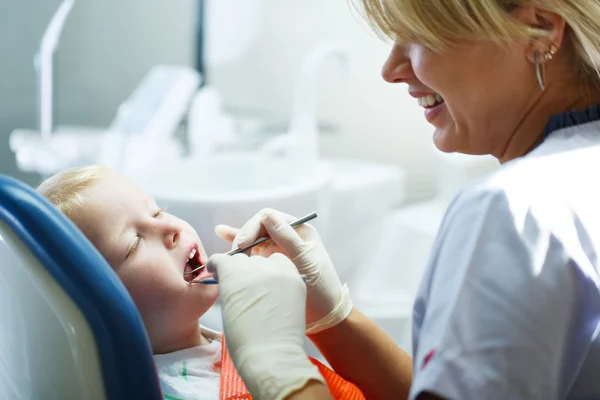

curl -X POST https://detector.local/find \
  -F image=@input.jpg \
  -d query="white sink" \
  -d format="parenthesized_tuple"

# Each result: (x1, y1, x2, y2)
(132, 153, 332, 256)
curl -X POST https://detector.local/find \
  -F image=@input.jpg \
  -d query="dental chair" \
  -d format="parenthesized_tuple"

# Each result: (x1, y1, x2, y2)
(0, 175, 162, 399)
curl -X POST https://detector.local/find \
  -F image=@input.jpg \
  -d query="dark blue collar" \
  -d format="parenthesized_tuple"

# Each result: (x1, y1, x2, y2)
(543, 103, 600, 139)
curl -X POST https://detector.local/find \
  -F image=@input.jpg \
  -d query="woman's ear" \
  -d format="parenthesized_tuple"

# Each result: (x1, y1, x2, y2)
(513, 5, 567, 64)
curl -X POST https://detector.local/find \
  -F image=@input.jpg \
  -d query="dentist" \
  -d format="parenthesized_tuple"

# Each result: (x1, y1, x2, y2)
(208, 1, 600, 399)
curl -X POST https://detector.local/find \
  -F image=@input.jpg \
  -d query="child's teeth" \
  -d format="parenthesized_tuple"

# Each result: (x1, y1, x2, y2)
(188, 248, 196, 259)
(435, 94, 442, 102)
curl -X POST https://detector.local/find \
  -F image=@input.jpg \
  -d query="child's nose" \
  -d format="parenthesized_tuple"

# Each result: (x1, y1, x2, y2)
(161, 222, 182, 249)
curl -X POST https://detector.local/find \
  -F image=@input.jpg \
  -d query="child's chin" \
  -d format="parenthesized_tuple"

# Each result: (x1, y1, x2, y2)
(193, 286, 220, 305)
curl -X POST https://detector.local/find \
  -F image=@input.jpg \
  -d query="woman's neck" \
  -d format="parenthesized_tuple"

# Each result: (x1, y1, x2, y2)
(498, 81, 600, 163)
(497, 51, 600, 164)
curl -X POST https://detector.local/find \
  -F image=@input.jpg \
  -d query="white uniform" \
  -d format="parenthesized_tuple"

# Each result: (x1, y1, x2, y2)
(410, 119, 600, 400)
(153, 327, 222, 400)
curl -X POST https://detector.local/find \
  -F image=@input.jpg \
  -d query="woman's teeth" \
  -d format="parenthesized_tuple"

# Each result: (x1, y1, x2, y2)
(418, 94, 443, 108)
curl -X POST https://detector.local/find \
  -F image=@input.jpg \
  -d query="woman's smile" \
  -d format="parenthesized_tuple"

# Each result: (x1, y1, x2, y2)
(411, 91, 447, 124)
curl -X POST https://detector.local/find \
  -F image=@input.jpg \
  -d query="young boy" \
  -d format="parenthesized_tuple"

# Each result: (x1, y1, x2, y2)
(37, 165, 222, 399)
(38, 165, 364, 400)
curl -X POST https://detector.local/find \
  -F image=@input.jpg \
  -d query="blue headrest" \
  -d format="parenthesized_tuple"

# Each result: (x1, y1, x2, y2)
(0, 175, 162, 400)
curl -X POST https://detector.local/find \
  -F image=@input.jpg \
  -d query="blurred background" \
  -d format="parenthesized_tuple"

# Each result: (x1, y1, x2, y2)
(1, 0, 438, 197)
(0, 0, 500, 353)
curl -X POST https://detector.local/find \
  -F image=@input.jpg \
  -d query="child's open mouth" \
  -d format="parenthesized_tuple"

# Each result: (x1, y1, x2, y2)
(183, 247, 203, 282)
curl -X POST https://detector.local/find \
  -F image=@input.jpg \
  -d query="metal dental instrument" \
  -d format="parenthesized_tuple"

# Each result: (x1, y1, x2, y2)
(186, 211, 317, 284)
(197, 275, 307, 285)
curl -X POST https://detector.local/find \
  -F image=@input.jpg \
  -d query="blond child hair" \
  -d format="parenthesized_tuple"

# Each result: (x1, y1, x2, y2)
(36, 165, 110, 224)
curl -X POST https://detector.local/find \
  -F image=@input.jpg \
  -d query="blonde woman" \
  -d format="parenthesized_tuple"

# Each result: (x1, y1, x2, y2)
(203, 1, 600, 400)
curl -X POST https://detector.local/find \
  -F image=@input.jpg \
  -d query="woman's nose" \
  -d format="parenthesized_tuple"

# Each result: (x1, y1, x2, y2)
(381, 44, 412, 84)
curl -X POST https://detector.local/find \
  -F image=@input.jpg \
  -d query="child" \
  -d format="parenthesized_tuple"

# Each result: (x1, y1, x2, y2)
(38, 165, 222, 399)
(38, 165, 364, 400)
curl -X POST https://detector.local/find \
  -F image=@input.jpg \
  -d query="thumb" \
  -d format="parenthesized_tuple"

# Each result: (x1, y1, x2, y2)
(261, 211, 306, 256)
(215, 224, 239, 243)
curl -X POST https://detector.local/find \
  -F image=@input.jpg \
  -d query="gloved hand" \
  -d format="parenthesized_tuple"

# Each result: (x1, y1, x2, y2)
(214, 209, 353, 334)
(207, 253, 326, 400)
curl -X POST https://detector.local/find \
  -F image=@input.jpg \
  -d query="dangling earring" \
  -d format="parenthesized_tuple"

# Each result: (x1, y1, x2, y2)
(535, 51, 546, 91)
(536, 44, 558, 91)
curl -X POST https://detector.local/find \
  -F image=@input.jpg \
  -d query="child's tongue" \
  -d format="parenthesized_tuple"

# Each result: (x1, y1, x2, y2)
(196, 268, 213, 280)
(184, 264, 194, 282)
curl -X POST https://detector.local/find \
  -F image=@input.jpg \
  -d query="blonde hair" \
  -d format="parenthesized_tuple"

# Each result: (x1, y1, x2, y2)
(355, 0, 600, 81)
(37, 165, 109, 222)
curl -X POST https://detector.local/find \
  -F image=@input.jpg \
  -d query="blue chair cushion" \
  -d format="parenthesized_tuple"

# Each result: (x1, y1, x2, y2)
(0, 175, 162, 399)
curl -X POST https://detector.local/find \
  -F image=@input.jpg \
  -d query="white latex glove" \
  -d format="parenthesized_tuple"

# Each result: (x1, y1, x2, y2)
(207, 253, 326, 400)
(215, 209, 353, 334)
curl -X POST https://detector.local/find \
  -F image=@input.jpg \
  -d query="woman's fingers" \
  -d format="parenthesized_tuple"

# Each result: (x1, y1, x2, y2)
(234, 208, 298, 248)
(214, 224, 239, 243)
(216, 209, 313, 260)
(215, 222, 282, 257)
(259, 211, 306, 257)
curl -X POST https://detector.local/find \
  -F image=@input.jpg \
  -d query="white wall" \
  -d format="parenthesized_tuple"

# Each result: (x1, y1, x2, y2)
(207, 0, 438, 201)
(58, 0, 198, 127)
(0, 0, 61, 183)
(0, 0, 197, 183)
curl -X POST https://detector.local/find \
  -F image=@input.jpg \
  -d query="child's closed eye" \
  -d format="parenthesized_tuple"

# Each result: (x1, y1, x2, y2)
(126, 234, 142, 259)
(125, 208, 166, 259)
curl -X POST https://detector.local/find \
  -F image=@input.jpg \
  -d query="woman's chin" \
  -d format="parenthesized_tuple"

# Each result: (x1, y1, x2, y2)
(432, 128, 459, 153)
